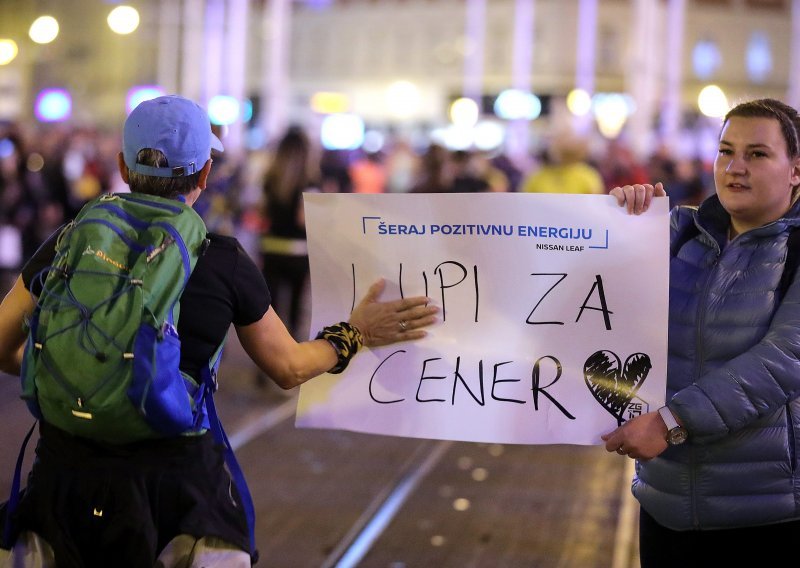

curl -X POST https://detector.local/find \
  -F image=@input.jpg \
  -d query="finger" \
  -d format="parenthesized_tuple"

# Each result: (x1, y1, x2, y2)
(602, 432, 622, 452)
(609, 187, 626, 207)
(619, 186, 636, 214)
(404, 304, 440, 321)
(398, 314, 438, 333)
(654, 181, 667, 197)
(633, 185, 647, 213)
(397, 295, 434, 311)
(397, 307, 439, 330)
(641, 184, 654, 212)
(362, 278, 386, 303)
(414, 314, 439, 328)
(624, 184, 649, 214)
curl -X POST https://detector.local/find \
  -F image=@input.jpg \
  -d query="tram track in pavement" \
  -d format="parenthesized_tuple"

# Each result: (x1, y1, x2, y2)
(228, 399, 640, 568)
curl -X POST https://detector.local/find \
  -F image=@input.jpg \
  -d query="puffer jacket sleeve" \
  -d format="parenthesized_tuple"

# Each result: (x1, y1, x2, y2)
(670, 228, 800, 444)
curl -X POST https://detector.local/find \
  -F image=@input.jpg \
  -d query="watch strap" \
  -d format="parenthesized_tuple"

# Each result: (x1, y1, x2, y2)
(658, 405, 680, 431)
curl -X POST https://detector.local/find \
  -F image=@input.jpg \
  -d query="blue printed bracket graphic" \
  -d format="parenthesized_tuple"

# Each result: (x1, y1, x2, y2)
(363, 216, 381, 234)
(588, 230, 609, 249)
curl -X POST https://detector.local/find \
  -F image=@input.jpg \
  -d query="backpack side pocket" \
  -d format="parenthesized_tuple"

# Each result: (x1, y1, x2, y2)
(129, 321, 195, 436)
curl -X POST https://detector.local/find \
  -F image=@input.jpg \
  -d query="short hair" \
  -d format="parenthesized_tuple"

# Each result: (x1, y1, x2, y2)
(723, 98, 800, 159)
(125, 148, 203, 198)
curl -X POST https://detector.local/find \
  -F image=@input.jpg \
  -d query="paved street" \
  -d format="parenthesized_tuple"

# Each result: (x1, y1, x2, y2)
(0, 330, 640, 567)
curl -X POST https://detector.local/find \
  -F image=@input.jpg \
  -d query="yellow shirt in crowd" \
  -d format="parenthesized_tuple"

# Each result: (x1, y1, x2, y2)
(521, 163, 605, 194)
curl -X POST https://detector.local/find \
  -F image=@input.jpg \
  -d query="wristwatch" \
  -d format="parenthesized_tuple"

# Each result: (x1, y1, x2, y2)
(658, 405, 688, 445)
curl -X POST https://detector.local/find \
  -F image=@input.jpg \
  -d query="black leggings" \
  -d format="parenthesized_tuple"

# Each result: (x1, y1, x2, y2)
(262, 253, 309, 339)
(639, 507, 800, 567)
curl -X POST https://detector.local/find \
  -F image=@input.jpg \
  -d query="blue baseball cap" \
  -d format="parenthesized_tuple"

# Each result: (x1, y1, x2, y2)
(123, 95, 223, 178)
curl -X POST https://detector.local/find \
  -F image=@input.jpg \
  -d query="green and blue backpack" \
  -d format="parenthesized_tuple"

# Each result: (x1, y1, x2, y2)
(21, 191, 215, 443)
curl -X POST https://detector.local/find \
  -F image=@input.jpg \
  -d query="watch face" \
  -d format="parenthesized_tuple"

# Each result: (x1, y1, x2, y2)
(668, 428, 688, 445)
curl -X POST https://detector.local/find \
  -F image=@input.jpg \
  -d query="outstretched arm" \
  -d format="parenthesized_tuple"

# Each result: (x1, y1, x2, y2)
(236, 278, 438, 389)
(0, 277, 35, 375)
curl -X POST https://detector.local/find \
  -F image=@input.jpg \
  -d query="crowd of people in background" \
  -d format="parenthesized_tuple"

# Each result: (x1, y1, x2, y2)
(0, 117, 713, 296)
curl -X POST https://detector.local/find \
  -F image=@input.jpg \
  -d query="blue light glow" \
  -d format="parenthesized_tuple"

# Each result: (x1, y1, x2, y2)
(494, 89, 541, 121)
(208, 95, 241, 125)
(746, 31, 772, 84)
(0, 138, 14, 159)
(692, 39, 721, 80)
(35, 89, 71, 122)
(127, 86, 166, 114)
(321, 114, 364, 150)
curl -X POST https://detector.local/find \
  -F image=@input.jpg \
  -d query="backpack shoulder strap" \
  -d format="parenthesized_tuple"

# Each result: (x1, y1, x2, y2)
(2, 421, 36, 549)
(199, 340, 257, 561)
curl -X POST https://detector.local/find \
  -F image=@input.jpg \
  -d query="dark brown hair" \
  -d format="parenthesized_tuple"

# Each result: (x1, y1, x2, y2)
(125, 148, 202, 198)
(723, 98, 800, 159)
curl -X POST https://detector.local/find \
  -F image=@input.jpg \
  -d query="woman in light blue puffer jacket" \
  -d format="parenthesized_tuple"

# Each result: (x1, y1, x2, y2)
(602, 98, 800, 568)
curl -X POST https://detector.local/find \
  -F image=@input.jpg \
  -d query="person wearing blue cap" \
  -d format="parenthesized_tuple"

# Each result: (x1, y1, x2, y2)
(0, 95, 438, 567)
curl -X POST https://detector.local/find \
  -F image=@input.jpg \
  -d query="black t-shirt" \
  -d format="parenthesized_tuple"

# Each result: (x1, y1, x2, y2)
(264, 186, 308, 240)
(22, 229, 271, 381)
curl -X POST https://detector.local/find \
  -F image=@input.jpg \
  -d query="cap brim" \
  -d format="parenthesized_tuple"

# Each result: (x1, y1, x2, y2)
(211, 132, 224, 152)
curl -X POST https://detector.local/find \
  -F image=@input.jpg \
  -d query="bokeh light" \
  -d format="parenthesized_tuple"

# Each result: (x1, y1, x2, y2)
(697, 84, 729, 118)
(241, 99, 254, 123)
(493, 89, 541, 121)
(35, 88, 72, 122)
(108, 6, 141, 35)
(449, 97, 480, 127)
(0, 138, 15, 159)
(473, 120, 505, 151)
(566, 88, 593, 117)
(362, 130, 385, 153)
(208, 95, 241, 125)
(0, 39, 18, 66)
(320, 113, 364, 150)
(126, 86, 166, 114)
(385, 81, 421, 119)
(310, 91, 349, 114)
(431, 124, 473, 150)
(29, 16, 59, 45)
(592, 93, 630, 139)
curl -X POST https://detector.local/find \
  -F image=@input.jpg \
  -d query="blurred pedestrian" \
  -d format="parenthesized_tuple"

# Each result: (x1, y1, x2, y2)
(449, 150, 491, 193)
(260, 126, 317, 341)
(385, 137, 418, 193)
(349, 150, 387, 194)
(410, 143, 452, 193)
(521, 133, 604, 194)
(319, 149, 352, 193)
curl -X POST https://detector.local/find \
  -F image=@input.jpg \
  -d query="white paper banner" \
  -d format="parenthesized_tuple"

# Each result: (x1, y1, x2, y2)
(296, 193, 670, 446)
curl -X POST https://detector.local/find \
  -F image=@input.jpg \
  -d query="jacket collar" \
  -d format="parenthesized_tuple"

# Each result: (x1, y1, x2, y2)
(695, 193, 800, 244)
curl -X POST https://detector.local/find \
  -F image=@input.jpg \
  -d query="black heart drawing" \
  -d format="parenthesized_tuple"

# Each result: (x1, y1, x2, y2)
(584, 350, 651, 425)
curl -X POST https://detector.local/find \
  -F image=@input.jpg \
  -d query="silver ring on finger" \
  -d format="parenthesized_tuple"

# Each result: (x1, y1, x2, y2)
(399, 320, 407, 331)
